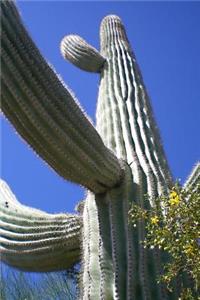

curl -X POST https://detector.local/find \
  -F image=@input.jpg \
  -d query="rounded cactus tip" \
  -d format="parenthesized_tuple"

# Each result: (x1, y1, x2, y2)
(60, 34, 105, 73)
(100, 15, 128, 50)
(101, 14, 122, 24)
(60, 34, 77, 60)
(100, 14, 124, 31)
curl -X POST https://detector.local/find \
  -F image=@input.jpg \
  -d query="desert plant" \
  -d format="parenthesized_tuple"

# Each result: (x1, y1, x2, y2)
(129, 163, 200, 299)
(0, 1, 198, 299)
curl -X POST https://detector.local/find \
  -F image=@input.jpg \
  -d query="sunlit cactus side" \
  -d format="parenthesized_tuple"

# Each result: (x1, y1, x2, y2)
(183, 162, 200, 192)
(1, 1, 122, 194)
(60, 34, 105, 73)
(61, 15, 174, 299)
(0, 1, 197, 299)
(0, 180, 82, 272)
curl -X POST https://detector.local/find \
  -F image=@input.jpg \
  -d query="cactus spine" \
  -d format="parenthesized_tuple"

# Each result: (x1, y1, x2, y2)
(0, 180, 82, 272)
(1, 1, 198, 299)
(1, 1, 122, 194)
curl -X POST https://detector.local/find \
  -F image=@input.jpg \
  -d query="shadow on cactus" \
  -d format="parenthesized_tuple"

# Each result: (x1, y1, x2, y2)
(1, 1, 199, 299)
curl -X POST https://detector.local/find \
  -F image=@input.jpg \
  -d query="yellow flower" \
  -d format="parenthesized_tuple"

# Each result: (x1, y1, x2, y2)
(170, 191, 177, 197)
(169, 191, 180, 205)
(184, 244, 194, 256)
(151, 215, 159, 225)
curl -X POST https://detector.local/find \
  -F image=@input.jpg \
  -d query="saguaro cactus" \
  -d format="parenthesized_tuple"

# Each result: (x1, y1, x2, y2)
(1, 1, 198, 299)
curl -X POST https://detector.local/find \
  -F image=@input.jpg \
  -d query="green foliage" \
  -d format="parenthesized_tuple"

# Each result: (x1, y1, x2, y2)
(129, 183, 200, 299)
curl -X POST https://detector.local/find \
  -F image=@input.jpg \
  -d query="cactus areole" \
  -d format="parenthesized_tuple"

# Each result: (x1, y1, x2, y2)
(1, 2, 198, 299)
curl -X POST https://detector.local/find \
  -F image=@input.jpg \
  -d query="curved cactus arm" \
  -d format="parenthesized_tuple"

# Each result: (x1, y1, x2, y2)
(183, 162, 200, 192)
(60, 35, 105, 72)
(0, 1, 123, 194)
(0, 180, 82, 272)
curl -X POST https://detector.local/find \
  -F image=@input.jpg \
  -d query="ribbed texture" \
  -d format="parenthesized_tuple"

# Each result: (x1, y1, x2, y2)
(107, 164, 132, 300)
(95, 15, 174, 299)
(0, 180, 81, 272)
(183, 162, 200, 192)
(1, 1, 123, 194)
(0, 3, 184, 298)
(61, 35, 105, 73)
(98, 15, 172, 197)
(82, 164, 140, 300)
(82, 192, 101, 299)
(96, 194, 114, 300)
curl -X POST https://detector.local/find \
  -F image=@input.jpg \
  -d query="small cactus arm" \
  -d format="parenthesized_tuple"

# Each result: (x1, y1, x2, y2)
(1, 1, 198, 299)
(60, 35, 105, 73)
(0, 180, 82, 272)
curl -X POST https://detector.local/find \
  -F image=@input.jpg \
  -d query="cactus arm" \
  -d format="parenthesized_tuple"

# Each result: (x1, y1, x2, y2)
(60, 35, 105, 72)
(0, 180, 82, 272)
(183, 162, 200, 191)
(1, 1, 123, 194)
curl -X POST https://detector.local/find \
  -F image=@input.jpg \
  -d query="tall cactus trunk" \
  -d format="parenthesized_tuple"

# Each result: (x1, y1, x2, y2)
(81, 16, 174, 300)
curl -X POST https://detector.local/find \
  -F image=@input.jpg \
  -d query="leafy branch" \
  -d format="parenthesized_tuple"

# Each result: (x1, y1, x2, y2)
(129, 183, 200, 299)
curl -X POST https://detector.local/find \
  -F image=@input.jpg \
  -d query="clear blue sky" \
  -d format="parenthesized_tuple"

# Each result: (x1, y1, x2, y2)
(1, 1, 200, 214)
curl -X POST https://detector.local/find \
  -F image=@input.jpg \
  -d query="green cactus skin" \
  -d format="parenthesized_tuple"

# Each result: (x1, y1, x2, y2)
(1, 1, 123, 194)
(61, 35, 105, 73)
(94, 16, 173, 299)
(81, 163, 134, 300)
(0, 180, 81, 272)
(97, 16, 173, 196)
(0, 1, 197, 299)
(183, 162, 200, 192)
(80, 15, 173, 299)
